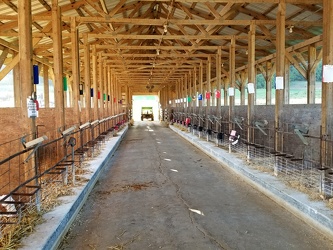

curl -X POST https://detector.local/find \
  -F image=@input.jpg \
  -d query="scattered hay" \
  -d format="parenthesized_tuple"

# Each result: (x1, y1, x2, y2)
(0, 209, 42, 250)
(0, 183, 74, 248)
(327, 199, 333, 210)
(108, 245, 124, 250)
(75, 176, 90, 183)
(173, 124, 188, 132)
(278, 175, 321, 201)
(107, 232, 141, 250)
(41, 185, 74, 212)
(96, 182, 154, 195)
(160, 121, 169, 127)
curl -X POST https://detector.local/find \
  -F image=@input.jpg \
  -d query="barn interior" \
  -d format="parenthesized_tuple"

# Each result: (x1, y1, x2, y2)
(1, 0, 333, 247)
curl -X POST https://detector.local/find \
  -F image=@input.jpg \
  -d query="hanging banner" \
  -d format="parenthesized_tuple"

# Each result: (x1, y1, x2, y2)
(323, 65, 333, 83)
(27, 98, 38, 118)
(228, 87, 234, 96)
(247, 83, 255, 94)
(90, 88, 94, 97)
(33, 65, 39, 84)
(215, 90, 221, 98)
(187, 96, 192, 102)
(205, 92, 211, 99)
(198, 94, 203, 100)
(63, 77, 68, 91)
(79, 84, 83, 95)
(276, 76, 284, 90)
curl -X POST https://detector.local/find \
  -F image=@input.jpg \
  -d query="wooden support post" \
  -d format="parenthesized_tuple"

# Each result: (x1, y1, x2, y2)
(229, 36, 236, 152)
(112, 72, 116, 117)
(98, 52, 104, 118)
(43, 64, 50, 108)
(284, 58, 290, 104)
(104, 62, 108, 115)
(224, 80, 228, 106)
(266, 61, 273, 105)
(307, 45, 317, 104)
(275, 1, 286, 155)
(71, 17, 80, 124)
(181, 76, 184, 113)
(18, 0, 33, 129)
(321, 0, 333, 171)
(188, 71, 191, 120)
(92, 45, 98, 120)
(206, 56, 211, 133)
(13, 64, 21, 108)
(52, 1, 65, 130)
(107, 66, 111, 116)
(83, 34, 91, 123)
(240, 71, 248, 105)
(199, 61, 203, 132)
(216, 47, 222, 133)
(185, 73, 189, 117)
(193, 67, 197, 118)
(247, 22, 256, 159)
(175, 81, 179, 117)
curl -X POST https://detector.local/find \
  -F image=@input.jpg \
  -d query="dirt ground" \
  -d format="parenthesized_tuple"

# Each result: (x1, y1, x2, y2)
(58, 121, 333, 250)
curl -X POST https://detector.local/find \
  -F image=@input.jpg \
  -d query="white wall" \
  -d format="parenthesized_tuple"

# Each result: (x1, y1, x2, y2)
(132, 95, 159, 121)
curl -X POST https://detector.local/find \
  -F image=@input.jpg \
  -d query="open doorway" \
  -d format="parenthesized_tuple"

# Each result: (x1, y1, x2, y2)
(132, 95, 159, 121)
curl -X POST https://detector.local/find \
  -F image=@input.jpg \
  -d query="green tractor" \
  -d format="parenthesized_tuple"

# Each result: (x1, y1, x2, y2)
(141, 107, 154, 121)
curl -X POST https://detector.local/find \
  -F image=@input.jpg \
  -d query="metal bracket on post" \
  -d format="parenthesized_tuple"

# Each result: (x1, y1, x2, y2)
(21, 135, 48, 163)
(68, 137, 77, 185)
(21, 135, 48, 212)
(234, 117, 244, 130)
(293, 125, 309, 145)
(254, 120, 268, 135)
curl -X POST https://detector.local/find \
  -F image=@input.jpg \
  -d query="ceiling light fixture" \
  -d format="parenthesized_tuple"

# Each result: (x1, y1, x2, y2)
(289, 25, 294, 33)
(164, 24, 168, 33)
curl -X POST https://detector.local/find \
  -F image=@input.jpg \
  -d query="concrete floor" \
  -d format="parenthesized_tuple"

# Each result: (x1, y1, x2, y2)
(58, 121, 333, 250)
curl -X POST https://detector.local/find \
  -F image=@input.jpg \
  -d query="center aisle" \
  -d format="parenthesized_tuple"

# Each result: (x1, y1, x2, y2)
(59, 121, 333, 250)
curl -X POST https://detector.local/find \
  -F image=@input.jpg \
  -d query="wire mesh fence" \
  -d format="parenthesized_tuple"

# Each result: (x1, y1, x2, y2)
(171, 110, 333, 203)
(0, 114, 127, 246)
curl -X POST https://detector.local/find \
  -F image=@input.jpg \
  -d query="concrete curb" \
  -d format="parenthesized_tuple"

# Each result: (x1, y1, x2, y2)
(19, 125, 128, 250)
(170, 125, 333, 238)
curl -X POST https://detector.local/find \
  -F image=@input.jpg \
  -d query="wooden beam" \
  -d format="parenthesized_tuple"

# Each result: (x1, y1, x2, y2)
(139, 0, 320, 3)
(71, 17, 80, 123)
(247, 23, 255, 154)
(321, 0, 333, 169)
(275, 0, 286, 155)
(285, 51, 307, 79)
(229, 36, 236, 151)
(52, 0, 65, 130)
(69, 17, 320, 26)
(0, 54, 19, 81)
(0, 48, 9, 69)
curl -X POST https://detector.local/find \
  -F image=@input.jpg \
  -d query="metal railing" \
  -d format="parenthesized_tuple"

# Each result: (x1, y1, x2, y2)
(0, 113, 127, 243)
(171, 109, 333, 202)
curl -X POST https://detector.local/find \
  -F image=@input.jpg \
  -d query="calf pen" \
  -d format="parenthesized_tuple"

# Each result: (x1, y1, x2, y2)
(0, 114, 127, 248)
(170, 104, 333, 202)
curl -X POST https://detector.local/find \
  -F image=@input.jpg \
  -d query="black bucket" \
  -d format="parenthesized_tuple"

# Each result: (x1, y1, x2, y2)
(217, 132, 224, 140)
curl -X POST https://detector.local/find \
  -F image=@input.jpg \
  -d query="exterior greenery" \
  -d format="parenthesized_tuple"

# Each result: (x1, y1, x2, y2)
(256, 62, 322, 89)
